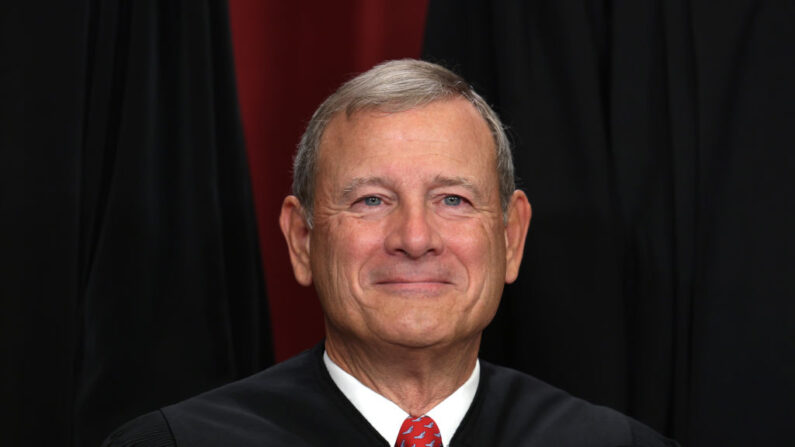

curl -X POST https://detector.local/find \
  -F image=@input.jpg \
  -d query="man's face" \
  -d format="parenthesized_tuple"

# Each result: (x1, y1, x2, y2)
(283, 98, 528, 351)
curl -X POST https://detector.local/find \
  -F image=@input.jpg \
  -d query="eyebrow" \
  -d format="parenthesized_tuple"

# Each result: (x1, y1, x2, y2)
(431, 175, 483, 200)
(340, 175, 484, 201)
(340, 177, 394, 201)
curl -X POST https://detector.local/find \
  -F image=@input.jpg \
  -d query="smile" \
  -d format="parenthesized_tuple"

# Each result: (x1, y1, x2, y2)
(373, 280, 452, 294)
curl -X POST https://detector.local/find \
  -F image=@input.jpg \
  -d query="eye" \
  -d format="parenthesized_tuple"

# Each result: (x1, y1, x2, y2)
(361, 196, 382, 206)
(442, 195, 463, 206)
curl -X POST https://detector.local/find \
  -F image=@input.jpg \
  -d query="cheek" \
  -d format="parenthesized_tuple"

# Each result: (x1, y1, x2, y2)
(318, 219, 384, 290)
(445, 221, 503, 269)
(442, 220, 507, 312)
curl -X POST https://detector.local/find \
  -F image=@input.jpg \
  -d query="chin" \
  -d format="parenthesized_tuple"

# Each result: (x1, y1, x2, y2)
(376, 323, 452, 349)
(383, 336, 445, 350)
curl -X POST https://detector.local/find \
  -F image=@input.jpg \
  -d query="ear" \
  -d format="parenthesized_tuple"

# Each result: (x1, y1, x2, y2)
(503, 190, 532, 284)
(279, 195, 313, 286)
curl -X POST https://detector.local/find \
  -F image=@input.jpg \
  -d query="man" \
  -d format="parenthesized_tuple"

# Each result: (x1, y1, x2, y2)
(104, 59, 677, 446)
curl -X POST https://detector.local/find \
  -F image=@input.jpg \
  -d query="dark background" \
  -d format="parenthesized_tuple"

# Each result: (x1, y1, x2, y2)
(2, 0, 793, 445)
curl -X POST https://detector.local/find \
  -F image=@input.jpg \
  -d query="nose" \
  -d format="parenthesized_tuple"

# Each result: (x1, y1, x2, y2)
(384, 199, 443, 258)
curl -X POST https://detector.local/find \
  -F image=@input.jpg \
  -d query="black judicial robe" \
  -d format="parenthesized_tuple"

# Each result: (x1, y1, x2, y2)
(103, 343, 678, 446)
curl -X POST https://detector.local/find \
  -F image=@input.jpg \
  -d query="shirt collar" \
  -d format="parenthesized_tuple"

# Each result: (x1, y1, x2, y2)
(323, 350, 479, 445)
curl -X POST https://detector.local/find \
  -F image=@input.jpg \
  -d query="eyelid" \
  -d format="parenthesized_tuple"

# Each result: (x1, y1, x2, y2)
(351, 193, 392, 208)
(354, 192, 387, 201)
(438, 192, 472, 203)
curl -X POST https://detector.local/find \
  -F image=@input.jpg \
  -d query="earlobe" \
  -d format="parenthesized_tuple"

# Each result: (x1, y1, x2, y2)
(504, 190, 532, 284)
(279, 196, 313, 286)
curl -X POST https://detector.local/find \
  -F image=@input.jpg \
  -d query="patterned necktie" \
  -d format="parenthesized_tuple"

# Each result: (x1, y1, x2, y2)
(394, 415, 443, 447)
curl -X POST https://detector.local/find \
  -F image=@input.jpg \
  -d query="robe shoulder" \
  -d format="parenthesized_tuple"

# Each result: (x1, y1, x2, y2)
(456, 360, 679, 447)
(101, 410, 174, 447)
(102, 344, 385, 446)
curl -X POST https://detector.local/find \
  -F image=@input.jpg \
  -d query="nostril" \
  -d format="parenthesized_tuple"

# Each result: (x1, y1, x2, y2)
(383, 203, 444, 258)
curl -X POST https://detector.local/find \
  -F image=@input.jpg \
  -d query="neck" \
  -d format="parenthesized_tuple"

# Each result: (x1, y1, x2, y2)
(325, 329, 480, 416)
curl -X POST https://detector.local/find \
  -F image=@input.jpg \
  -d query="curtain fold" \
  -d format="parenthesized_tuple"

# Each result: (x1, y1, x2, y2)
(0, 1, 272, 445)
(424, 0, 795, 444)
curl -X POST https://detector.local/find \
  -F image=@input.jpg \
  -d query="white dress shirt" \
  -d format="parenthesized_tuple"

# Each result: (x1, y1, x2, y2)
(323, 351, 480, 446)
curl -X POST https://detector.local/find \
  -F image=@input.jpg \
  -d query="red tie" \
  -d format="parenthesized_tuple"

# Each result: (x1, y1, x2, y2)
(394, 415, 443, 447)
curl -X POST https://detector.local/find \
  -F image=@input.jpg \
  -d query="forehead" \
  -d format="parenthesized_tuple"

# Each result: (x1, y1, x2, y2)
(316, 98, 496, 185)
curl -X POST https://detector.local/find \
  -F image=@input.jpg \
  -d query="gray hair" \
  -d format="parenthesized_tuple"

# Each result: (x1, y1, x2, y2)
(293, 59, 514, 227)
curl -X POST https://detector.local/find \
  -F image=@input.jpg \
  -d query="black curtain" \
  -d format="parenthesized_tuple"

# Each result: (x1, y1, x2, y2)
(424, 0, 795, 445)
(0, 1, 272, 446)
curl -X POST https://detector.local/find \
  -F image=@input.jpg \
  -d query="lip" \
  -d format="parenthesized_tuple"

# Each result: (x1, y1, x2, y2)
(373, 279, 452, 294)
(376, 278, 451, 284)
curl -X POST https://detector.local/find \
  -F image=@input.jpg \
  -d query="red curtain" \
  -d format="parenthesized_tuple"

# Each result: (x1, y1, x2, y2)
(228, 1, 429, 361)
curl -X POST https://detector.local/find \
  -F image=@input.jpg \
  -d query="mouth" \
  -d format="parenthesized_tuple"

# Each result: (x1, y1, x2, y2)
(373, 279, 452, 294)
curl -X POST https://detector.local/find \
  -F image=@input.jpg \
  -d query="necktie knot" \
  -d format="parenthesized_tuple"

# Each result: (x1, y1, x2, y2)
(394, 415, 443, 447)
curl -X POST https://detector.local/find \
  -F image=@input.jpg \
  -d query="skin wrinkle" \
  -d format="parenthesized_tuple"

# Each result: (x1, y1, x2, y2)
(341, 175, 485, 200)
(324, 330, 480, 415)
(279, 97, 531, 416)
